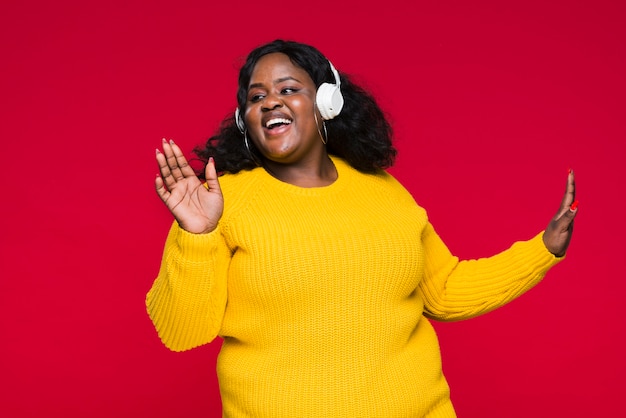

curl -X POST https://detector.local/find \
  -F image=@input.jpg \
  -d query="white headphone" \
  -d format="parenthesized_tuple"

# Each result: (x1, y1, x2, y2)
(235, 107, 246, 133)
(316, 60, 344, 120)
(235, 59, 344, 133)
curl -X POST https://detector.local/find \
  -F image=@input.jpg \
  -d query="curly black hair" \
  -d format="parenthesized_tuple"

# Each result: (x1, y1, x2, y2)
(194, 39, 396, 177)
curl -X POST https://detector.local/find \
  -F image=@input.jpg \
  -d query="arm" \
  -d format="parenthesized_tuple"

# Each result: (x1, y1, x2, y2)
(146, 138, 229, 351)
(146, 222, 230, 351)
(418, 224, 560, 321)
(419, 170, 578, 321)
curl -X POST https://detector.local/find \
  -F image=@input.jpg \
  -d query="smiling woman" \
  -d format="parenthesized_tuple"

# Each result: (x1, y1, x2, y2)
(146, 39, 577, 417)
(241, 52, 335, 185)
(194, 40, 396, 178)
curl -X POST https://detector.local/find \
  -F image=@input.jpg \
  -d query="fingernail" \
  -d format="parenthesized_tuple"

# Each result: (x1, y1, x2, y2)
(156, 148, 161, 154)
(162, 137, 167, 143)
(570, 200, 579, 211)
(209, 157, 214, 164)
(169, 139, 175, 145)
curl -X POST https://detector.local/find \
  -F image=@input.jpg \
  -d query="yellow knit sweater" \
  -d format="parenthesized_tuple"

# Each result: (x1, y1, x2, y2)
(147, 156, 561, 417)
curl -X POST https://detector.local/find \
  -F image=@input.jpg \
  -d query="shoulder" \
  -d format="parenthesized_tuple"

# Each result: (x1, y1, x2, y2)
(217, 167, 262, 191)
(379, 171, 428, 217)
(215, 168, 265, 218)
(335, 157, 428, 218)
(344, 161, 421, 202)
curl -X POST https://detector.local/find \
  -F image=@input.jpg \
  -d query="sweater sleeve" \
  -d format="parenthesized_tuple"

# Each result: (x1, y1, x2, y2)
(418, 222, 563, 321)
(146, 221, 231, 351)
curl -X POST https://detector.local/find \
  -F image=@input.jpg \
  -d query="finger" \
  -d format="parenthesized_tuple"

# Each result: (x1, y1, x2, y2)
(560, 169, 576, 207)
(155, 172, 170, 201)
(205, 157, 222, 194)
(169, 140, 196, 178)
(567, 168, 576, 201)
(161, 138, 186, 182)
(555, 169, 576, 218)
(156, 147, 177, 191)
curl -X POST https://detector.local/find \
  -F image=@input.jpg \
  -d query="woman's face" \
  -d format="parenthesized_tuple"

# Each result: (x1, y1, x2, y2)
(244, 53, 324, 165)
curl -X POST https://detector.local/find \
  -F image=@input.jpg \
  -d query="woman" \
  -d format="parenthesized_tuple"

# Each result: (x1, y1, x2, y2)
(147, 40, 577, 417)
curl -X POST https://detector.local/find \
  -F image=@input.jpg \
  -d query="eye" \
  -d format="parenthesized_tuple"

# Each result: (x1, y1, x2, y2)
(249, 93, 265, 103)
(281, 87, 298, 95)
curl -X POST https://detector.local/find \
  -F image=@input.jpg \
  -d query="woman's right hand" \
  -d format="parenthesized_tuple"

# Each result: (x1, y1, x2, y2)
(155, 138, 224, 234)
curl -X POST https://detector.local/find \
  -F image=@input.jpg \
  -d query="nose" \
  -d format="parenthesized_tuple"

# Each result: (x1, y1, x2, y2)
(261, 92, 283, 111)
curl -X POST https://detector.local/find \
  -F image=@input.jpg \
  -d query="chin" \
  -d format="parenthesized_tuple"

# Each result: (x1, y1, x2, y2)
(262, 143, 296, 158)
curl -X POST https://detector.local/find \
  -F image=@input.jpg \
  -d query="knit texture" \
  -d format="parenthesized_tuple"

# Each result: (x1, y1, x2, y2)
(146, 156, 561, 417)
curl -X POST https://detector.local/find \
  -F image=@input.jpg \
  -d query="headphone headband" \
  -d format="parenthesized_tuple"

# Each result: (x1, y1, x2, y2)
(328, 61, 341, 89)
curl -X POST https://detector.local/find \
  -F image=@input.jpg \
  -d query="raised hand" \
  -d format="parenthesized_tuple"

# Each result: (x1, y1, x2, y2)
(155, 138, 224, 234)
(543, 169, 578, 257)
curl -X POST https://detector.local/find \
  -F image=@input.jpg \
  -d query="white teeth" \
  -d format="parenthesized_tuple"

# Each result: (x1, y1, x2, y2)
(266, 118, 292, 128)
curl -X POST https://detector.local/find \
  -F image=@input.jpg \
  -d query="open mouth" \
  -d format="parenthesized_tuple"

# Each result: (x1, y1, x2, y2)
(265, 118, 292, 130)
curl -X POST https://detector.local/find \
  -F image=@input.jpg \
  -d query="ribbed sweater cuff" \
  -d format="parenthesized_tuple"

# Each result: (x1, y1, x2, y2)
(520, 230, 564, 270)
(172, 222, 223, 262)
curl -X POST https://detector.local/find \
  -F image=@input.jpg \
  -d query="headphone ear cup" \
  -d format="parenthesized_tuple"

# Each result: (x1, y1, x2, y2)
(316, 82, 344, 120)
(234, 108, 246, 133)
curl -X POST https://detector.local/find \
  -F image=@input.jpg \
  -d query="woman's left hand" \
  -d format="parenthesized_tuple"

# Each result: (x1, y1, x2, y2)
(543, 169, 578, 257)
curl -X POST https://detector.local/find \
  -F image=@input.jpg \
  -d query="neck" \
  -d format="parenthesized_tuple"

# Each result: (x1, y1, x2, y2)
(262, 154, 338, 188)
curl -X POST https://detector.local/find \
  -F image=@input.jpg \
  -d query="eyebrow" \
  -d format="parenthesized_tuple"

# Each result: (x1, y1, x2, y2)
(248, 76, 302, 90)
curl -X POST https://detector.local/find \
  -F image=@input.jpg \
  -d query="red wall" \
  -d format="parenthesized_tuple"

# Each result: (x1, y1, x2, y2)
(1, 1, 624, 416)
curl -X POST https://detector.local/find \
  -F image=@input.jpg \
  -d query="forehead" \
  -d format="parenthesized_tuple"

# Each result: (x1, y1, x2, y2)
(249, 53, 313, 85)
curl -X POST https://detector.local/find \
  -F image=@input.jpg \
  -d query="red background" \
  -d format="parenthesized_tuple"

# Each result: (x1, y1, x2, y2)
(1, 1, 624, 416)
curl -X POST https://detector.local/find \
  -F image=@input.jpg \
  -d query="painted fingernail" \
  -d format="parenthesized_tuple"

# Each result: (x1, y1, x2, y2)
(209, 157, 214, 164)
(570, 200, 579, 211)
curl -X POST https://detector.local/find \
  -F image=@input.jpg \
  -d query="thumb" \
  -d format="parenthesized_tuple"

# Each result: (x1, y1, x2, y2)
(543, 201, 577, 256)
(556, 200, 579, 231)
(550, 198, 579, 231)
(205, 157, 222, 194)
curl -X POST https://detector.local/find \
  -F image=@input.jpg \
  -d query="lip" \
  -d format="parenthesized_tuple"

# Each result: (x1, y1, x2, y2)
(262, 111, 293, 136)
(263, 123, 291, 136)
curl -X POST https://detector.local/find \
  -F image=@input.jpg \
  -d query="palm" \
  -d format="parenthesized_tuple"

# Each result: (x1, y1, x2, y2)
(155, 139, 223, 234)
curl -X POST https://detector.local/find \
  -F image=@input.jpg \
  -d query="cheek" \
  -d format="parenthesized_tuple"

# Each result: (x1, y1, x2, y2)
(291, 96, 315, 114)
(244, 108, 264, 141)
(244, 107, 257, 128)
(291, 97, 320, 134)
